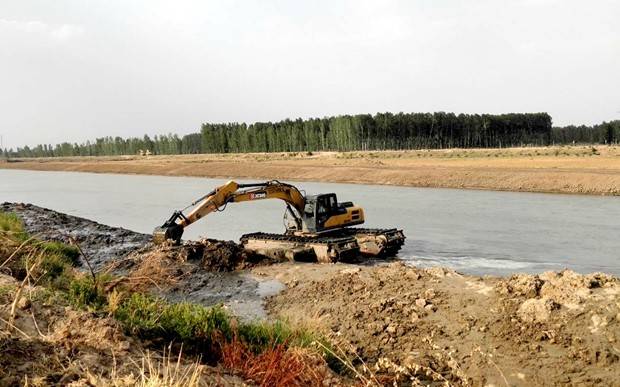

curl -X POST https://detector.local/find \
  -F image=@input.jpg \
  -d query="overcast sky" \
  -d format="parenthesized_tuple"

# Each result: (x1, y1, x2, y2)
(1, 0, 618, 149)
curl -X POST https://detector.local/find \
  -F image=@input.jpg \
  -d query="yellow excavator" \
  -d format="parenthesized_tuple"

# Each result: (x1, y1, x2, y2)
(154, 180, 405, 262)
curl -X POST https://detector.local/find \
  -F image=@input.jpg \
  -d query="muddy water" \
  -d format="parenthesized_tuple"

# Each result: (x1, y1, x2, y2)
(1, 169, 619, 276)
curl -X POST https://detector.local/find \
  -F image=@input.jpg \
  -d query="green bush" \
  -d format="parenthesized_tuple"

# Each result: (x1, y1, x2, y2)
(67, 275, 108, 310)
(114, 292, 164, 334)
(160, 302, 232, 343)
(114, 293, 232, 360)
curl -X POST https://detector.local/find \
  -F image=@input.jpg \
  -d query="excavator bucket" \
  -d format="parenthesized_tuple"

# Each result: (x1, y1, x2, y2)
(153, 223, 184, 245)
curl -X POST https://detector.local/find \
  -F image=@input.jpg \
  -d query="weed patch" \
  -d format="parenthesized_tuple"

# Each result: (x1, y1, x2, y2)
(221, 338, 329, 386)
(67, 274, 109, 310)
(0, 212, 27, 240)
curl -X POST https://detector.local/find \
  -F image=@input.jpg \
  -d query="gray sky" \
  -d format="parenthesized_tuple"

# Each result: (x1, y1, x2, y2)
(1, 0, 618, 149)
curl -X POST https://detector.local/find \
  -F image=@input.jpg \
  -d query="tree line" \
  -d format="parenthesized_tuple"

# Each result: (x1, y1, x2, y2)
(551, 121, 620, 145)
(2, 112, 618, 158)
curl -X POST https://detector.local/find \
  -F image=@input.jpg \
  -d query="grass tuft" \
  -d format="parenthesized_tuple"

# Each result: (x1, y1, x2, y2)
(67, 274, 109, 310)
(0, 212, 27, 240)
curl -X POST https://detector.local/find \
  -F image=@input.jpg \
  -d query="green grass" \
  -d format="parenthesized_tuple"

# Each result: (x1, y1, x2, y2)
(0, 212, 27, 240)
(0, 211, 80, 286)
(66, 274, 109, 310)
(115, 293, 232, 347)
(39, 241, 80, 264)
(238, 319, 316, 352)
(113, 292, 339, 367)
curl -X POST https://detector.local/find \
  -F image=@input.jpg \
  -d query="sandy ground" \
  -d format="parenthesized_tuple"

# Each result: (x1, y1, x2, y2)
(3, 205, 620, 386)
(2, 145, 620, 195)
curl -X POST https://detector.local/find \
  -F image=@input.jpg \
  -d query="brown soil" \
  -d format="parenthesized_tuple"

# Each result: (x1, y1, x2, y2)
(258, 262, 620, 386)
(2, 146, 620, 195)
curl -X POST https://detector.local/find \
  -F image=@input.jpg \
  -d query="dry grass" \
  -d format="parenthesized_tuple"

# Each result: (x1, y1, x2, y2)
(220, 337, 330, 386)
(133, 348, 204, 387)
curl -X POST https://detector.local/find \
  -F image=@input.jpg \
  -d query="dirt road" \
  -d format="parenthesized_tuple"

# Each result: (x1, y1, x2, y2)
(2, 145, 620, 195)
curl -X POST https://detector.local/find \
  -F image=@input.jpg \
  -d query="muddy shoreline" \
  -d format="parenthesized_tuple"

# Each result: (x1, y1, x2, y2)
(2, 145, 620, 196)
(2, 203, 619, 385)
(1, 202, 280, 320)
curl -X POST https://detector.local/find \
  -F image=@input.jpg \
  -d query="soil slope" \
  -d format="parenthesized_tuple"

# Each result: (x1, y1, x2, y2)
(2, 145, 620, 195)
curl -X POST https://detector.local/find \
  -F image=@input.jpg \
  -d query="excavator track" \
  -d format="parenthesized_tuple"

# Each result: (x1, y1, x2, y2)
(336, 228, 406, 257)
(240, 228, 405, 263)
(240, 232, 360, 263)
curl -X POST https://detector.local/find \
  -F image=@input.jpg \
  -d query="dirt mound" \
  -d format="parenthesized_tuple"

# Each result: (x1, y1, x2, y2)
(497, 270, 619, 320)
(117, 239, 263, 282)
(180, 239, 259, 272)
(266, 262, 620, 386)
(107, 240, 279, 321)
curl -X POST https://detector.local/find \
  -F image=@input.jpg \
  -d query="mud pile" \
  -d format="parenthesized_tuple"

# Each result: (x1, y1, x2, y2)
(266, 262, 620, 386)
(114, 239, 267, 290)
(0, 204, 282, 321)
(177, 239, 261, 272)
(1, 202, 150, 270)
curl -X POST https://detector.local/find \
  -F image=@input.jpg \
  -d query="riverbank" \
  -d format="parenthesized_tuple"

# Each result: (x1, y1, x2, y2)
(2, 204, 619, 385)
(2, 145, 619, 195)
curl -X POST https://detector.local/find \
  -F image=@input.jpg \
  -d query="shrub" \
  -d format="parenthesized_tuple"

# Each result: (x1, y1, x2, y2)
(67, 274, 108, 310)
(221, 338, 326, 386)
(113, 293, 339, 368)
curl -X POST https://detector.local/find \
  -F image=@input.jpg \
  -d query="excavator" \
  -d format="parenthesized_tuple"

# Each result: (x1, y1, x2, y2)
(153, 180, 405, 262)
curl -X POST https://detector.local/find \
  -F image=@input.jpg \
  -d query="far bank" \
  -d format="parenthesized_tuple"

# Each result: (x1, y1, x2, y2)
(1, 145, 619, 196)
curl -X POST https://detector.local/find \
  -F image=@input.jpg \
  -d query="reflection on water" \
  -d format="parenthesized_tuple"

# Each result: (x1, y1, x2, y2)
(1, 169, 619, 276)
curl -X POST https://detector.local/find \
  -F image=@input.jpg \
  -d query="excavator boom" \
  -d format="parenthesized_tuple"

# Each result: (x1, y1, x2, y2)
(154, 180, 306, 244)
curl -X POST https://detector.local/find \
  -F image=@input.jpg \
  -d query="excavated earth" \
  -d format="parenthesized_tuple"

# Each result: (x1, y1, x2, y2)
(2, 203, 620, 386)
(258, 263, 620, 386)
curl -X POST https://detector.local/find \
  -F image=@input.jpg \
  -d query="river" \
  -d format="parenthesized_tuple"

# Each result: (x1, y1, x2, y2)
(1, 169, 618, 276)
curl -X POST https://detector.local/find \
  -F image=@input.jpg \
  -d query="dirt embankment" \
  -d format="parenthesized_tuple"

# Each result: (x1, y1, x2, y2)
(2, 145, 620, 195)
(259, 263, 620, 386)
(2, 205, 619, 385)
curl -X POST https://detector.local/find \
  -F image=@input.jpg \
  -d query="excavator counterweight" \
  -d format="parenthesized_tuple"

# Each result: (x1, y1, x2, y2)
(154, 180, 405, 262)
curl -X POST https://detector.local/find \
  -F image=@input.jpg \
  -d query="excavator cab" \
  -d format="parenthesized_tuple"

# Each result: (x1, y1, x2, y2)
(301, 194, 363, 233)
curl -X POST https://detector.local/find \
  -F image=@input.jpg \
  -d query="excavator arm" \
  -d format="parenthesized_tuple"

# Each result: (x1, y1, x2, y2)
(153, 180, 306, 244)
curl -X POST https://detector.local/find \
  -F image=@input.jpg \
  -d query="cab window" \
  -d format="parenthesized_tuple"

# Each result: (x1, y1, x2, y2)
(304, 202, 315, 217)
